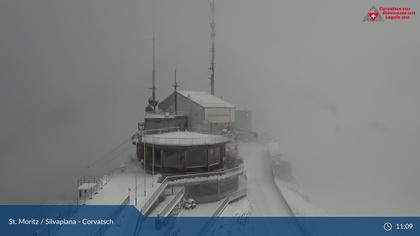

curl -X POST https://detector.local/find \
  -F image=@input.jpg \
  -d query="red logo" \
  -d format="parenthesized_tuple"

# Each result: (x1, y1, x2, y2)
(368, 12, 378, 21)
(363, 5, 416, 22)
(363, 6, 384, 22)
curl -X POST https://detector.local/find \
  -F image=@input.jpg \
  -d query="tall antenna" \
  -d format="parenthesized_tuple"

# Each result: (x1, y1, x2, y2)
(173, 69, 179, 114)
(147, 32, 158, 112)
(208, 0, 216, 95)
(151, 32, 156, 109)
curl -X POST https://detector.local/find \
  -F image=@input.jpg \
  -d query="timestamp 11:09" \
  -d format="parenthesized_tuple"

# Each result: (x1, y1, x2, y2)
(395, 223, 414, 230)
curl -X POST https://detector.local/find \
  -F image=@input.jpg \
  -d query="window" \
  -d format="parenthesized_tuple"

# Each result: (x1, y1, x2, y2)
(208, 147, 220, 164)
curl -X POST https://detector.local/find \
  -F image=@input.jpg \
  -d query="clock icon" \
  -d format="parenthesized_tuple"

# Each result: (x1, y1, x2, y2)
(384, 222, 393, 232)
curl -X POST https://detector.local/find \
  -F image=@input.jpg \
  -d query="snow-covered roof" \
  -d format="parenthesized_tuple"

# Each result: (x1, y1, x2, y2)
(177, 90, 235, 108)
(142, 131, 230, 146)
(77, 183, 97, 190)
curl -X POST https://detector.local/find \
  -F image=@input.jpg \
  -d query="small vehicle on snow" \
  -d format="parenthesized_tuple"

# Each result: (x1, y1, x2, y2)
(183, 198, 196, 209)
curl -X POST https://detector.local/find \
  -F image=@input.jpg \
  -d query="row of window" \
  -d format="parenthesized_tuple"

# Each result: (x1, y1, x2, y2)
(142, 147, 222, 168)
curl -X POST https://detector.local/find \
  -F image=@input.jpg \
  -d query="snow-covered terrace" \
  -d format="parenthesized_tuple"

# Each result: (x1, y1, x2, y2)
(141, 131, 230, 146)
(83, 163, 160, 207)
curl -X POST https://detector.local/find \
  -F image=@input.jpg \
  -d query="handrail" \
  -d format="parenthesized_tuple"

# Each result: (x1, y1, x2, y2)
(214, 188, 247, 217)
(140, 182, 169, 215)
(77, 175, 100, 184)
(137, 166, 245, 235)
(158, 187, 185, 217)
(140, 165, 244, 215)
(213, 196, 231, 217)
(197, 188, 247, 236)
(229, 188, 247, 202)
(167, 168, 244, 186)
(165, 165, 243, 183)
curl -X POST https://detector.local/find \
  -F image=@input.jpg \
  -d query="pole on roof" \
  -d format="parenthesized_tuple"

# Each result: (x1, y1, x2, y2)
(208, 0, 216, 95)
(148, 31, 158, 112)
(152, 32, 156, 110)
(173, 69, 179, 114)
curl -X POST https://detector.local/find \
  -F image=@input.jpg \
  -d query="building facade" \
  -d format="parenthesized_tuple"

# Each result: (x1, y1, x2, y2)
(159, 91, 235, 131)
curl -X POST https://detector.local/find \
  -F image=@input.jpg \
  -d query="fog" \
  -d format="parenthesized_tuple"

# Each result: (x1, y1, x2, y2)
(1, 0, 420, 215)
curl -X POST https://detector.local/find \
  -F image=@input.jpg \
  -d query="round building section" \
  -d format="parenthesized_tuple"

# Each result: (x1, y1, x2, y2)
(137, 131, 231, 173)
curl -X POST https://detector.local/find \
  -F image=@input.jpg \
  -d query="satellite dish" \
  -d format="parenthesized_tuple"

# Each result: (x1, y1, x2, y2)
(148, 97, 159, 107)
(145, 105, 154, 113)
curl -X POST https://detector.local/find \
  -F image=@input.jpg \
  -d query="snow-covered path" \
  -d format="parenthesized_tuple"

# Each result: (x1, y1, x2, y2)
(179, 200, 223, 216)
(239, 142, 292, 216)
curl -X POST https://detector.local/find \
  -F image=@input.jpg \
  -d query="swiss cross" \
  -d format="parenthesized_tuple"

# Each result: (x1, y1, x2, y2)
(368, 12, 378, 21)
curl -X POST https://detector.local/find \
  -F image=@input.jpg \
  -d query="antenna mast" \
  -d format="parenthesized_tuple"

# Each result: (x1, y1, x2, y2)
(151, 33, 157, 110)
(147, 32, 158, 112)
(173, 69, 179, 114)
(208, 0, 216, 95)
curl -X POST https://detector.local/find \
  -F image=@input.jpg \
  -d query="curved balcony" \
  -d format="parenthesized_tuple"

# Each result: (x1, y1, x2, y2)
(141, 131, 230, 146)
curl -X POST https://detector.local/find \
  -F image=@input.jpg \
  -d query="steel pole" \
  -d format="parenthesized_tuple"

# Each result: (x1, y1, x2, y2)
(152, 144, 155, 188)
(135, 169, 138, 206)
(144, 142, 146, 196)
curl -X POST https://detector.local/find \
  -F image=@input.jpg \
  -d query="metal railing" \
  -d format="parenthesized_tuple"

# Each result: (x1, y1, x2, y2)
(141, 134, 230, 146)
(77, 176, 102, 204)
(141, 165, 244, 216)
(135, 126, 233, 145)
(141, 182, 169, 215)
(166, 165, 244, 185)
(157, 187, 185, 218)
(197, 187, 248, 236)
(213, 195, 231, 217)
(214, 187, 247, 217)
(77, 176, 101, 188)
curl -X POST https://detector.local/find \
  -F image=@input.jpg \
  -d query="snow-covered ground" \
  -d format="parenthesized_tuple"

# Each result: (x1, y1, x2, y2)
(42, 161, 160, 236)
(239, 142, 293, 216)
(84, 161, 160, 208)
(267, 141, 324, 216)
(274, 179, 324, 216)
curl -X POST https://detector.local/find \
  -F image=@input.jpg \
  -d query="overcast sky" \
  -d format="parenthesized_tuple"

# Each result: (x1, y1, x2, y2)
(1, 0, 420, 215)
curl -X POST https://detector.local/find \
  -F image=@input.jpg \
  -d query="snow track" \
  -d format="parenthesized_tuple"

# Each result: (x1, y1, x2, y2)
(239, 142, 293, 216)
